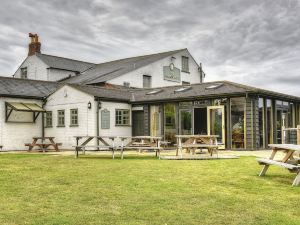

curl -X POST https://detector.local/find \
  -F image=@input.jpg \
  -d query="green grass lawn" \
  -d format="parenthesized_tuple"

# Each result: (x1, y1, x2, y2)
(0, 154, 299, 225)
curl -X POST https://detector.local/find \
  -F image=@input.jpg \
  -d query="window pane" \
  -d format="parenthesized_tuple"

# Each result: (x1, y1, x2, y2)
(182, 57, 189, 72)
(164, 103, 177, 144)
(58, 110, 65, 126)
(70, 109, 78, 126)
(116, 109, 130, 125)
(143, 75, 151, 88)
(231, 97, 245, 149)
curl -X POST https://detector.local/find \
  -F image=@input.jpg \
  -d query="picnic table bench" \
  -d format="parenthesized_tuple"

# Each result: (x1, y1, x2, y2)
(25, 137, 61, 152)
(257, 144, 300, 186)
(74, 136, 118, 159)
(175, 135, 219, 158)
(74, 136, 162, 159)
(120, 136, 162, 159)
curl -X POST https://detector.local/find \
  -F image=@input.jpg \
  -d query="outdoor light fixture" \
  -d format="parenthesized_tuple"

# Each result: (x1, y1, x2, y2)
(98, 101, 102, 109)
(88, 101, 92, 109)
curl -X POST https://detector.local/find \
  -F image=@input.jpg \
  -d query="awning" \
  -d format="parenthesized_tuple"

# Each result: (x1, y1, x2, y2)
(6, 102, 45, 112)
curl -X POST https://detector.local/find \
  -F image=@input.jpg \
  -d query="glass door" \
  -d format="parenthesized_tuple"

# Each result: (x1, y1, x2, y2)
(179, 109, 192, 135)
(207, 106, 225, 149)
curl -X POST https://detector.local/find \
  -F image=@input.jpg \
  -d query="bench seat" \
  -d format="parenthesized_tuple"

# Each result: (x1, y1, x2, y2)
(181, 144, 218, 148)
(73, 145, 112, 150)
(123, 146, 162, 150)
(257, 158, 300, 172)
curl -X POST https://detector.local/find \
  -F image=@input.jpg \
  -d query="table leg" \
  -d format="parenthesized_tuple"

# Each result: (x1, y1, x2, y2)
(292, 172, 300, 186)
(282, 150, 295, 163)
(121, 138, 125, 159)
(112, 138, 115, 159)
(75, 147, 79, 158)
(49, 138, 59, 151)
(259, 149, 278, 176)
(29, 138, 38, 151)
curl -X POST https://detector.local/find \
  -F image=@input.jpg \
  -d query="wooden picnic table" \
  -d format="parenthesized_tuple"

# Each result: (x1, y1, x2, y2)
(74, 136, 118, 159)
(175, 135, 219, 158)
(257, 144, 300, 186)
(74, 136, 163, 159)
(25, 137, 61, 152)
(120, 136, 162, 159)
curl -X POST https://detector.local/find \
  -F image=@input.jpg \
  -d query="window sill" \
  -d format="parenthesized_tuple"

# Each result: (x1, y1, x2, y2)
(70, 125, 79, 127)
(45, 126, 53, 128)
(115, 125, 131, 127)
(56, 125, 65, 128)
(181, 70, 190, 74)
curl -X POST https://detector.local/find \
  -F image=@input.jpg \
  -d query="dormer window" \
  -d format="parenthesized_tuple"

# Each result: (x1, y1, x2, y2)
(21, 67, 28, 79)
(182, 56, 189, 73)
(205, 83, 223, 90)
(174, 86, 192, 93)
(146, 89, 163, 95)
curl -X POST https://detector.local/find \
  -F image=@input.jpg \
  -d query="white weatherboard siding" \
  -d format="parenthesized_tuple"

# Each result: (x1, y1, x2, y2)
(0, 97, 43, 150)
(44, 85, 132, 149)
(99, 101, 132, 146)
(108, 49, 201, 88)
(14, 55, 49, 81)
(44, 86, 96, 149)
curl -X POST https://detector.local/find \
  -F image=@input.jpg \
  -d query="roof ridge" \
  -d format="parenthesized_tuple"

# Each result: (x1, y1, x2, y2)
(95, 48, 187, 66)
(36, 53, 96, 65)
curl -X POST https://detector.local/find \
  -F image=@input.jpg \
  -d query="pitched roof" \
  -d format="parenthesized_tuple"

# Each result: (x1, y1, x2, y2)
(64, 49, 187, 85)
(36, 53, 95, 73)
(1, 75, 299, 103)
(0, 76, 61, 99)
(69, 84, 132, 102)
(130, 81, 300, 103)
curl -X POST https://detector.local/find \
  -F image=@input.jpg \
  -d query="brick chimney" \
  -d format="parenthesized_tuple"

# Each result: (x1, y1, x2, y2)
(28, 33, 41, 56)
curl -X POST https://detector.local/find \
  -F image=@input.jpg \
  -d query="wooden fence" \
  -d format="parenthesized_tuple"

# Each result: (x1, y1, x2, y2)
(282, 125, 300, 145)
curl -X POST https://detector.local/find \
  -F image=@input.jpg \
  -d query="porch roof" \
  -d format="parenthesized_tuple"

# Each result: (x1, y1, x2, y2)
(6, 102, 45, 112)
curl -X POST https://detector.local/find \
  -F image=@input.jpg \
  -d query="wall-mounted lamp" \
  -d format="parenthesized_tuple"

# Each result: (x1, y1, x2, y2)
(88, 101, 92, 109)
(98, 101, 102, 109)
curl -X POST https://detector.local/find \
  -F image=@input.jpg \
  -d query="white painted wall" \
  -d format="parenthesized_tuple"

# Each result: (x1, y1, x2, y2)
(14, 56, 77, 82)
(0, 97, 43, 150)
(108, 49, 201, 88)
(99, 101, 132, 142)
(44, 85, 96, 149)
(14, 55, 49, 80)
(44, 85, 132, 149)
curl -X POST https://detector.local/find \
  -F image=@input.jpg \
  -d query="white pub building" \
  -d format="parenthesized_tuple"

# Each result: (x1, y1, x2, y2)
(1, 34, 300, 150)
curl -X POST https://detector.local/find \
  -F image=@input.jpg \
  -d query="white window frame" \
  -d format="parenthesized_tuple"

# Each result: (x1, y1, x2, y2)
(57, 110, 65, 127)
(115, 109, 130, 126)
(70, 109, 78, 126)
(45, 111, 52, 128)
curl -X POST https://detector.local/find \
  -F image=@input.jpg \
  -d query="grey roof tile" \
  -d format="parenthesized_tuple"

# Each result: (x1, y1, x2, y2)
(69, 84, 132, 102)
(1, 76, 299, 103)
(0, 76, 61, 99)
(64, 49, 187, 84)
(36, 53, 95, 73)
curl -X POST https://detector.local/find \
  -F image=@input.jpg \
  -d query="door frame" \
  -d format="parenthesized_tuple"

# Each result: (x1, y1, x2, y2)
(207, 105, 225, 149)
(193, 106, 207, 135)
(179, 109, 193, 135)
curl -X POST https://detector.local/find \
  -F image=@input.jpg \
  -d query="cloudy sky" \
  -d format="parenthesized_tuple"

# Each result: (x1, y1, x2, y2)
(0, 0, 300, 95)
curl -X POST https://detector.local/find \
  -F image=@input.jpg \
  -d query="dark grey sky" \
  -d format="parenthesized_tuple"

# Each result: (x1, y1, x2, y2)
(1, 0, 300, 95)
